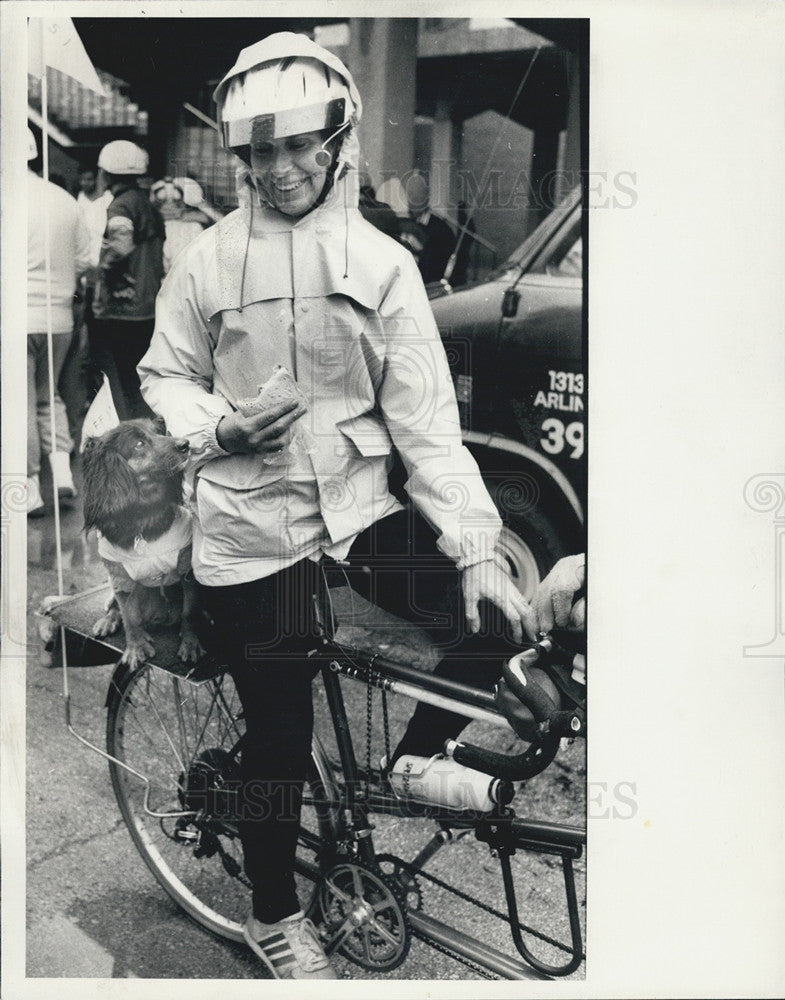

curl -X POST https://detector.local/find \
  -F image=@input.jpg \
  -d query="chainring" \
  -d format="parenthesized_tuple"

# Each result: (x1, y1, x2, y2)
(377, 854, 423, 911)
(316, 858, 411, 972)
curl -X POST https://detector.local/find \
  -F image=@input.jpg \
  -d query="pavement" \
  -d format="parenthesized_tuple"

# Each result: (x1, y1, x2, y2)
(23, 457, 586, 982)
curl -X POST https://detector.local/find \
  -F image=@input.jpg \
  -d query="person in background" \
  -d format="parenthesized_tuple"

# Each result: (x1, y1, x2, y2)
(91, 140, 164, 420)
(173, 175, 225, 225)
(532, 553, 585, 633)
(449, 200, 477, 287)
(357, 170, 402, 240)
(60, 166, 116, 425)
(404, 170, 456, 285)
(27, 128, 91, 516)
(77, 168, 114, 266)
(150, 176, 213, 275)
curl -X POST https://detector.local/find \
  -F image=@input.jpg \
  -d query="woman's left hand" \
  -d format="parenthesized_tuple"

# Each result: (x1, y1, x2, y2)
(462, 559, 537, 646)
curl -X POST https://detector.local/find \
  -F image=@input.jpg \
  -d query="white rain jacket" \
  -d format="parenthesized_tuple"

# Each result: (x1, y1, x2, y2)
(139, 104, 501, 587)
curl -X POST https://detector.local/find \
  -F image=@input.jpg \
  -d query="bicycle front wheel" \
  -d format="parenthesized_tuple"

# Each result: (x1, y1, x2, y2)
(106, 663, 250, 941)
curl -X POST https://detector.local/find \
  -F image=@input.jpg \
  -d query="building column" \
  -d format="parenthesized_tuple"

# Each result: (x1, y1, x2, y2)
(430, 85, 459, 220)
(348, 18, 418, 189)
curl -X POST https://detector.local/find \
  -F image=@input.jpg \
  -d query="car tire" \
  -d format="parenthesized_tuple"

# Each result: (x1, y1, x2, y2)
(484, 472, 577, 602)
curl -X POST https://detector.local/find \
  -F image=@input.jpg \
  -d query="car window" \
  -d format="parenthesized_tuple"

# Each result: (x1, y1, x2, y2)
(546, 237, 582, 277)
(528, 217, 582, 277)
(494, 187, 581, 277)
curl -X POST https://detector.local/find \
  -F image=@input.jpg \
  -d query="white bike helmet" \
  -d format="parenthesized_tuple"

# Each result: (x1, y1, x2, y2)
(97, 140, 148, 175)
(172, 176, 205, 207)
(214, 32, 361, 152)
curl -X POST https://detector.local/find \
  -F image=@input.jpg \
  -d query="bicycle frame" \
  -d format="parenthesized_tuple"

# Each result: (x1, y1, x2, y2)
(45, 582, 585, 980)
(302, 642, 585, 980)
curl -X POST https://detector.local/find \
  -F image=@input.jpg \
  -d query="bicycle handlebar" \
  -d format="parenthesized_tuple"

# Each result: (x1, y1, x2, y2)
(445, 639, 585, 782)
(446, 734, 562, 782)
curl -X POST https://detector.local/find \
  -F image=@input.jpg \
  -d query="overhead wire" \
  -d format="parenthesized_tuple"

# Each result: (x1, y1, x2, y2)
(444, 43, 543, 283)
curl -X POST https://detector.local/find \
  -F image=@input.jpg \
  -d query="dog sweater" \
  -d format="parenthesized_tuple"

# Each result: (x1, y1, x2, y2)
(97, 507, 193, 590)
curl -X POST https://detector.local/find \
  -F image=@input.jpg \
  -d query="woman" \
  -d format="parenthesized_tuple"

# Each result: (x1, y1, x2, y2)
(138, 32, 534, 979)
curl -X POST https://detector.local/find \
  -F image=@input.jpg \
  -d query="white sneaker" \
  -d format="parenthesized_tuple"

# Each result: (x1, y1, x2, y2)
(48, 451, 77, 505)
(243, 911, 337, 979)
(27, 475, 45, 517)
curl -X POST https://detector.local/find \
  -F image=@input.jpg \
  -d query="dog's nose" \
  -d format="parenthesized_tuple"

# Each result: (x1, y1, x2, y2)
(174, 439, 189, 454)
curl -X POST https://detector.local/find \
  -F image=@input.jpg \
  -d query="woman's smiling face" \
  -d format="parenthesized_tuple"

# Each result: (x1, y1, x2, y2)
(250, 131, 332, 217)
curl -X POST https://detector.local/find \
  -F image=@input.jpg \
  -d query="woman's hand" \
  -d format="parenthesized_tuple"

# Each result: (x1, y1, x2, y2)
(462, 559, 537, 646)
(216, 399, 306, 455)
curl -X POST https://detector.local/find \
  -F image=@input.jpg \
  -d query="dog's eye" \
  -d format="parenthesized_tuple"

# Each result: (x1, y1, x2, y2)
(134, 440, 146, 450)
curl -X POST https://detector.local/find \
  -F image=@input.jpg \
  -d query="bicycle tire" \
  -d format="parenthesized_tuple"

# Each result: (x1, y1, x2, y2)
(106, 663, 250, 941)
(106, 663, 339, 942)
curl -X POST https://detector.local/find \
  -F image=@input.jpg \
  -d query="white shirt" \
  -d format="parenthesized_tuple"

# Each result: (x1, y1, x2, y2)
(77, 189, 114, 268)
(28, 172, 91, 334)
(98, 507, 193, 589)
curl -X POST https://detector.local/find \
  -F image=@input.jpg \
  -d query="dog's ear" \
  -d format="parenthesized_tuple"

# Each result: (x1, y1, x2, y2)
(151, 414, 167, 435)
(82, 435, 141, 532)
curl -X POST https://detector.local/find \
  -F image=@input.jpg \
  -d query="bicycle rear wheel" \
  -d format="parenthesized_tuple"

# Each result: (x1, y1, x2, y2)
(106, 663, 250, 941)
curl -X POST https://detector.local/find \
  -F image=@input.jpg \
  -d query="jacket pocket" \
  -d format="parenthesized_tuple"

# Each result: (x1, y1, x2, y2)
(338, 415, 394, 457)
(196, 453, 286, 491)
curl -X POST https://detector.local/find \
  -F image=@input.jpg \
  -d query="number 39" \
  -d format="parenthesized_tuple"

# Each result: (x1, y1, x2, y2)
(540, 418, 584, 459)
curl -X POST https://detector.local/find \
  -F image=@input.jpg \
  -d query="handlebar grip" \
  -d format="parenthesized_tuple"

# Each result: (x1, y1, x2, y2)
(447, 734, 561, 782)
(550, 708, 586, 738)
(503, 649, 558, 724)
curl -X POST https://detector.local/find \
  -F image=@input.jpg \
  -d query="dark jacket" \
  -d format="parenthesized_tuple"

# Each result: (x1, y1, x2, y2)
(94, 184, 165, 321)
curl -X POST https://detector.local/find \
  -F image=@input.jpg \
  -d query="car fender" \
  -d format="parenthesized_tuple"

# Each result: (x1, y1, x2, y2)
(462, 429, 584, 526)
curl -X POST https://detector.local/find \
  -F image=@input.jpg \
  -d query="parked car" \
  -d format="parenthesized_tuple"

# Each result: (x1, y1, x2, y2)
(428, 186, 585, 599)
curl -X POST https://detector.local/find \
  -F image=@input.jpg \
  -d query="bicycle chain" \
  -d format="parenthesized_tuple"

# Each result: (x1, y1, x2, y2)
(365, 667, 392, 777)
(377, 852, 583, 959)
(370, 854, 497, 979)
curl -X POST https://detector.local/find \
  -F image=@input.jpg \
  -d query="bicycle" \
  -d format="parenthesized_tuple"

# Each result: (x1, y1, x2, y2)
(45, 563, 586, 981)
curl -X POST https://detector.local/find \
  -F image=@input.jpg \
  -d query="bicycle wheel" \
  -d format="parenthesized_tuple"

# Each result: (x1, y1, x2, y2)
(106, 663, 250, 941)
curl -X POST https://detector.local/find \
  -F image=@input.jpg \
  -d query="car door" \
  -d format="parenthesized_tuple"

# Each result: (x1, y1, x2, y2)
(494, 196, 585, 506)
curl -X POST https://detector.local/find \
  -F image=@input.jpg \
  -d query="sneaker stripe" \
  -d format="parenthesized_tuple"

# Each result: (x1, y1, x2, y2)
(269, 955, 296, 970)
(264, 944, 293, 958)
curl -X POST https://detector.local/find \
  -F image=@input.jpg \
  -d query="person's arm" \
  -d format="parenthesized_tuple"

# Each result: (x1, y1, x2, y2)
(137, 250, 233, 466)
(375, 252, 499, 565)
(73, 206, 93, 280)
(374, 253, 536, 643)
(99, 210, 135, 272)
(137, 248, 305, 466)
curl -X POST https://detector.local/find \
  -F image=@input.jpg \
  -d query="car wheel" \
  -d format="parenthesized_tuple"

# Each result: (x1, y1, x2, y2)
(485, 476, 576, 601)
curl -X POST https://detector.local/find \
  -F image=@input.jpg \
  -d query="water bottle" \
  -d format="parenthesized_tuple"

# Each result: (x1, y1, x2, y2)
(383, 754, 514, 813)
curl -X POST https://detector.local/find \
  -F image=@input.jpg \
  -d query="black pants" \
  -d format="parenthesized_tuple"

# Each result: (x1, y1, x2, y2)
(89, 317, 155, 421)
(199, 507, 520, 922)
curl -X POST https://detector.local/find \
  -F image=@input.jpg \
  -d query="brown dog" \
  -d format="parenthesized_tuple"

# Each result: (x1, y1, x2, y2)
(82, 418, 203, 668)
